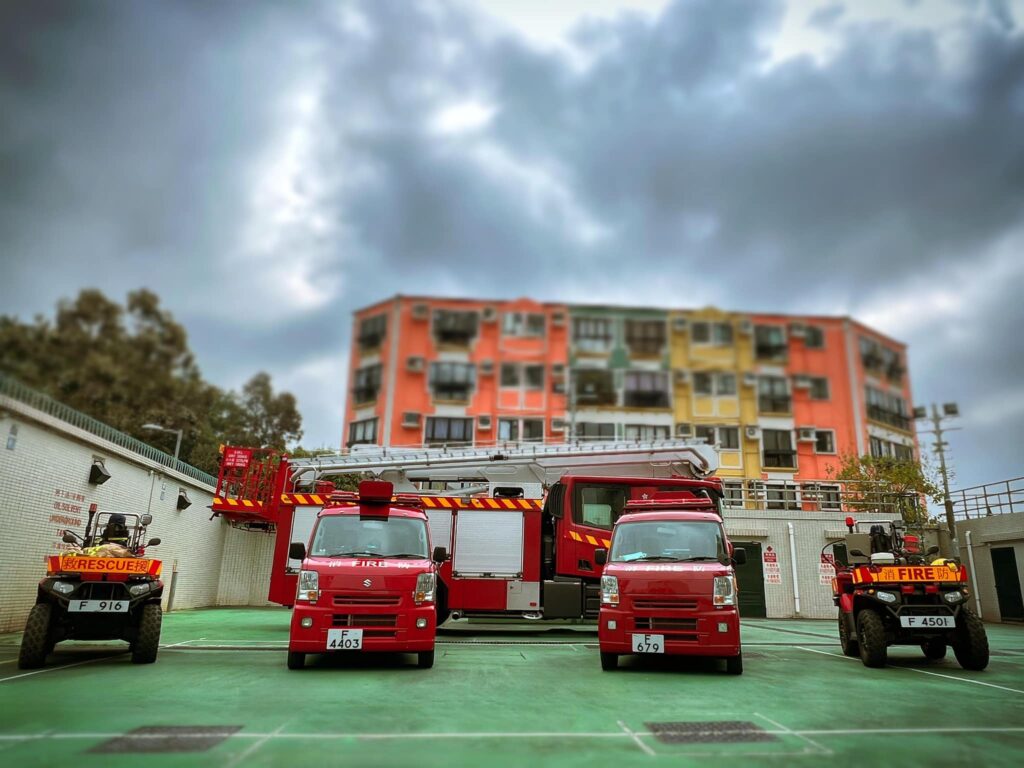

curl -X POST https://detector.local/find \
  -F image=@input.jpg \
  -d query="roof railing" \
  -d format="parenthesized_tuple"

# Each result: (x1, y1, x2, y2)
(950, 477, 1023, 520)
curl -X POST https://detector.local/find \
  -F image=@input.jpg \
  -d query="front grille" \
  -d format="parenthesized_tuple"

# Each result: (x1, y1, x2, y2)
(332, 614, 398, 628)
(632, 597, 698, 611)
(635, 617, 698, 632)
(76, 583, 130, 601)
(332, 593, 402, 607)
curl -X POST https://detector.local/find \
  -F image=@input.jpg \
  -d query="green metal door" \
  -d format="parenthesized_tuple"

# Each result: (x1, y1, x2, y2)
(991, 547, 1024, 621)
(732, 541, 767, 618)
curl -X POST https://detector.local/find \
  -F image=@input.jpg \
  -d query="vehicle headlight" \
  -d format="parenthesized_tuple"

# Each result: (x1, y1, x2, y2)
(601, 575, 619, 606)
(128, 583, 151, 597)
(414, 572, 436, 605)
(52, 581, 75, 595)
(713, 576, 736, 606)
(943, 591, 964, 604)
(296, 570, 319, 603)
(876, 590, 898, 604)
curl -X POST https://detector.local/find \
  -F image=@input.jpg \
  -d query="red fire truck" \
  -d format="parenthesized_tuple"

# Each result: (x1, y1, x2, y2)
(286, 479, 446, 669)
(211, 441, 723, 623)
(595, 495, 746, 673)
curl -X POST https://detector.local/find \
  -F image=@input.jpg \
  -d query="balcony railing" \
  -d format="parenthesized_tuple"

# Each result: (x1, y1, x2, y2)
(431, 385, 473, 402)
(626, 339, 665, 356)
(758, 395, 792, 414)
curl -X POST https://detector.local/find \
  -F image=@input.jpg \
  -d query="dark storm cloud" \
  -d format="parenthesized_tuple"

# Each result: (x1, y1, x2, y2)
(1, 0, 1021, 482)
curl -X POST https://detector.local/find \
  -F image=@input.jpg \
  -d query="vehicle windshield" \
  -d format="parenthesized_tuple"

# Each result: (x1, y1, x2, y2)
(609, 521, 725, 562)
(310, 516, 429, 558)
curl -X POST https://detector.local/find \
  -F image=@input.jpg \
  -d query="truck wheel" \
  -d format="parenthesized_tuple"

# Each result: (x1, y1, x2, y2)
(131, 604, 162, 664)
(600, 652, 618, 671)
(725, 653, 743, 675)
(856, 609, 887, 668)
(287, 651, 306, 670)
(952, 609, 989, 671)
(838, 613, 859, 657)
(921, 639, 947, 661)
(18, 604, 53, 669)
(417, 650, 435, 669)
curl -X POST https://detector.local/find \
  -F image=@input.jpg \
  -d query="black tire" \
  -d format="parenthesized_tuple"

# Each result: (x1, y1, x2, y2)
(287, 651, 306, 670)
(952, 609, 989, 671)
(600, 652, 618, 671)
(921, 639, 947, 661)
(725, 653, 743, 675)
(838, 613, 859, 657)
(18, 603, 53, 669)
(131, 603, 162, 664)
(417, 650, 435, 669)
(856, 609, 887, 668)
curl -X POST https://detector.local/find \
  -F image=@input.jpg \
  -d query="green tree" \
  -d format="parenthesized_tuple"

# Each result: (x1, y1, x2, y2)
(827, 453, 943, 524)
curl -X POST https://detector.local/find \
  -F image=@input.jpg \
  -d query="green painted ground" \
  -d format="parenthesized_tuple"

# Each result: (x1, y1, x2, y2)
(1, 608, 1022, 767)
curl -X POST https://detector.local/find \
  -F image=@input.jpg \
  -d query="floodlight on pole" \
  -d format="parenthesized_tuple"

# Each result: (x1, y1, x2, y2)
(142, 423, 184, 462)
(914, 402, 960, 538)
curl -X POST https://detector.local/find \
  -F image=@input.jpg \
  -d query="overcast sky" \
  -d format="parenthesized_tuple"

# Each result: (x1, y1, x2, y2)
(1, 0, 1022, 488)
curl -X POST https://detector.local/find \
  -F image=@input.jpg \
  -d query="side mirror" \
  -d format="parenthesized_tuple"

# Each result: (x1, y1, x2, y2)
(289, 542, 306, 561)
(732, 547, 747, 565)
(147, 538, 161, 547)
(140, 514, 153, 526)
(432, 546, 448, 564)
(62, 532, 78, 544)
(594, 548, 608, 566)
(927, 545, 940, 555)
(849, 549, 866, 558)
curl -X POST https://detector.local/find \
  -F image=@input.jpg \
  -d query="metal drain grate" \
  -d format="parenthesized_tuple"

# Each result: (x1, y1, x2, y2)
(645, 721, 777, 744)
(89, 726, 242, 753)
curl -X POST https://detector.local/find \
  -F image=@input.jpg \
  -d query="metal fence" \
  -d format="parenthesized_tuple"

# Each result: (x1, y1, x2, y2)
(950, 477, 1023, 519)
(0, 372, 217, 488)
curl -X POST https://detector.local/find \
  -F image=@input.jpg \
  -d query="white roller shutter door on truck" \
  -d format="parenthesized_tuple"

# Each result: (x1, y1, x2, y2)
(453, 509, 524, 577)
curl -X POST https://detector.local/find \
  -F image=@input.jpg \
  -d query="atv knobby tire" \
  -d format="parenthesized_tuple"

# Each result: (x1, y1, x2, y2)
(952, 609, 989, 671)
(131, 603, 162, 664)
(856, 608, 887, 668)
(18, 603, 54, 669)
(838, 613, 859, 657)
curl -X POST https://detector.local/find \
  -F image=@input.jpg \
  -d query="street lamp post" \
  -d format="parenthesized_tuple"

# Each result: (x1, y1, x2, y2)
(142, 423, 184, 462)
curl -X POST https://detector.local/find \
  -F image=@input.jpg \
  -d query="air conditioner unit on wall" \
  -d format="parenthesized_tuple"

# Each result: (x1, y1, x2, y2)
(789, 322, 807, 338)
(411, 303, 429, 320)
(480, 359, 495, 376)
(551, 418, 566, 433)
(798, 427, 816, 441)
(551, 312, 566, 327)
(401, 412, 422, 428)
(676, 423, 693, 437)
(482, 306, 498, 323)
(672, 317, 689, 332)
(743, 372, 758, 387)
(406, 356, 425, 372)
(792, 375, 811, 389)
(478, 415, 492, 430)
(744, 425, 761, 440)
(675, 370, 690, 385)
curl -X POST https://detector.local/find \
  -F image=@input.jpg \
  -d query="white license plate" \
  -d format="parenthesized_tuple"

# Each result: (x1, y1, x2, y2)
(900, 615, 955, 629)
(68, 600, 128, 613)
(631, 634, 665, 654)
(326, 628, 363, 650)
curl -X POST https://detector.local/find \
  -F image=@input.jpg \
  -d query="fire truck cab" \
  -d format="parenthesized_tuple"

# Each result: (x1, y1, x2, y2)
(286, 480, 446, 670)
(595, 494, 746, 673)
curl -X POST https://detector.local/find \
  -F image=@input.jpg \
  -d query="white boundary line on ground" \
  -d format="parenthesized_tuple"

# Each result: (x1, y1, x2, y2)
(754, 713, 832, 756)
(225, 723, 286, 768)
(796, 646, 1024, 695)
(0, 638, 198, 683)
(617, 720, 655, 757)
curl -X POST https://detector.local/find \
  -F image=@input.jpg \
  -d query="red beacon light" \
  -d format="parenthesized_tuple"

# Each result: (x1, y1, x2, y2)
(845, 516, 856, 532)
(358, 480, 394, 519)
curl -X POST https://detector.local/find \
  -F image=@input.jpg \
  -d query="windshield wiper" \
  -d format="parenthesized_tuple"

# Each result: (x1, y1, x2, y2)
(677, 556, 723, 562)
(381, 553, 428, 559)
(325, 551, 379, 558)
(635, 555, 684, 562)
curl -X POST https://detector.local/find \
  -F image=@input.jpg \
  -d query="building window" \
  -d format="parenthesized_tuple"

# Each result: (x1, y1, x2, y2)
(804, 326, 825, 349)
(352, 364, 382, 404)
(809, 377, 830, 400)
(347, 418, 378, 446)
(691, 321, 734, 346)
(804, 482, 841, 511)
(717, 373, 737, 396)
(722, 481, 744, 506)
(523, 419, 544, 441)
(696, 426, 740, 450)
(755, 325, 787, 360)
(763, 429, 796, 469)
(574, 369, 617, 406)
(524, 365, 545, 389)
(624, 319, 666, 356)
(503, 312, 546, 337)
(433, 310, 479, 346)
(624, 371, 670, 408)
(429, 362, 476, 401)
(766, 482, 799, 510)
(572, 317, 613, 352)
(870, 436, 914, 460)
(814, 430, 835, 454)
(758, 376, 791, 414)
(895, 443, 913, 461)
(498, 418, 518, 441)
(500, 363, 520, 387)
(860, 337, 904, 382)
(575, 422, 616, 441)
(693, 372, 736, 396)
(357, 314, 387, 351)
(625, 424, 670, 441)
(866, 386, 910, 430)
(425, 417, 474, 446)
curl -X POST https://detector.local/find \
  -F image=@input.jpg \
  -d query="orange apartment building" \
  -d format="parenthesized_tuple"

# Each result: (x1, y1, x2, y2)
(344, 296, 917, 504)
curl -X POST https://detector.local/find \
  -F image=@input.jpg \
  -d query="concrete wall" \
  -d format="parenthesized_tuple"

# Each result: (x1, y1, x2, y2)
(957, 513, 1024, 623)
(0, 395, 275, 633)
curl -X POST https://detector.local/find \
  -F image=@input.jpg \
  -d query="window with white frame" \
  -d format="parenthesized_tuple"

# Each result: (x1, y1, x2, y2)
(804, 325, 825, 349)
(524, 365, 544, 389)
(424, 417, 473, 446)
(814, 430, 835, 454)
(691, 321, 734, 346)
(696, 425, 740, 449)
(762, 429, 796, 468)
(347, 418, 378, 446)
(572, 317, 613, 352)
(352, 364, 382, 404)
(429, 362, 476, 401)
(625, 424, 670, 441)
(809, 376, 830, 400)
(500, 363, 520, 387)
(766, 482, 799, 510)
(503, 312, 546, 337)
(694, 372, 737, 396)
(624, 370, 670, 408)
